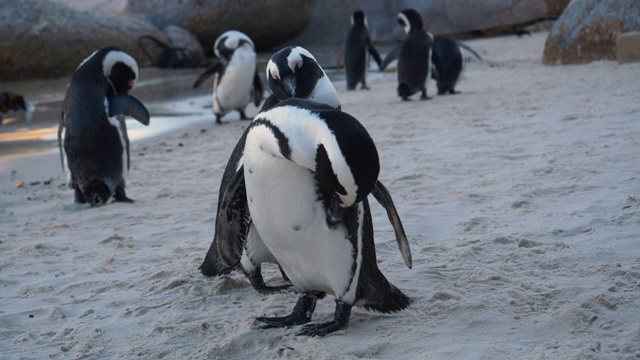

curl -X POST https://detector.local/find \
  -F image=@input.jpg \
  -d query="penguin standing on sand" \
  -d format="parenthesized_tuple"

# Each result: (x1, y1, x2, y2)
(59, 47, 149, 206)
(0, 91, 35, 124)
(193, 30, 263, 124)
(344, 10, 382, 90)
(431, 35, 482, 95)
(394, 9, 434, 101)
(199, 46, 411, 295)
(228, 97, 411, 336)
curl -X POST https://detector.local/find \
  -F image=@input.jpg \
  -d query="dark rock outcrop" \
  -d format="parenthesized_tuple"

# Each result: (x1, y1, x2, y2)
(126, 0, 316, 52)
(542, 0, 640, 65)
(0, 0, 166, 81)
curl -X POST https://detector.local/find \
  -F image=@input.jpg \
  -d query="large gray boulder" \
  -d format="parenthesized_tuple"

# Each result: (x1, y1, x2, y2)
(542, 0, 640, 65)
(126, 0, 316, 52)
(287, 0, 567, 47)
(0, 0, 166, 81)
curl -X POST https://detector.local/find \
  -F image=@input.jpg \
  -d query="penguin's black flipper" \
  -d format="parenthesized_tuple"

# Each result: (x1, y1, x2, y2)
(252, 71, 264, 107)
(457, 41, 483, 61)
(109, 94, 150, 126)
(367, 38, 383, 71)
(380, 44, 401, 71)
(215, 165, 252, 268)
(193, 61, 223, 88)
(371, 181, 412, 269)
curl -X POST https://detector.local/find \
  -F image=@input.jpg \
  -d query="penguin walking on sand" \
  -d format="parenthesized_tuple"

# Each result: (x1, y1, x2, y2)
(193, 30, 263, 124)
(59, 47, 150, 206)
(431, 35, 483, 95)
(384, 9, 434, 101)
(381, 33, 482, 96)
(236, 97, 411, 336)
(199, 46, 411, 295)
(344, 10, 382, 90)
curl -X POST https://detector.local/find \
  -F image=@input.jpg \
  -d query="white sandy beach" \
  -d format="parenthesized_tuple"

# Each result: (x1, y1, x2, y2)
(1, 32, 639, 359)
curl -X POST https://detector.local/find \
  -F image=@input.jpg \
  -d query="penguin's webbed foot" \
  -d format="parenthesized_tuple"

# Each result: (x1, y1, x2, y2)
(256, 294, 317, 329)
(114, 187, 134, 203)
(247, 269, 294, 295)
(215, 114, 223, 125)
(238, 110, 251, 121)
(296, 301, 352, 337)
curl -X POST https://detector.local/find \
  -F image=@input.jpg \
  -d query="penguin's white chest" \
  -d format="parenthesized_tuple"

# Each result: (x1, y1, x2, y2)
(243, 136, 357, 298)
(214, 49, 255, 114)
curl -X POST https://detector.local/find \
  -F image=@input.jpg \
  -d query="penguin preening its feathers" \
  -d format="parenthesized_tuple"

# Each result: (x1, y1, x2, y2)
(58, 47, 149, 206)
(199, 46, 411, 298)
(240, 98, 410, 336)
(192, 30, 263, 124)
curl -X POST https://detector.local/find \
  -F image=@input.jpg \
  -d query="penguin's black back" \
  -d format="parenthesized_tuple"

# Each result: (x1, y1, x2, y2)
(398, 30, 431, 96)
(344, 21, 369, 89)
(432, 36, 463, 94)
(63, 49, 126, 192)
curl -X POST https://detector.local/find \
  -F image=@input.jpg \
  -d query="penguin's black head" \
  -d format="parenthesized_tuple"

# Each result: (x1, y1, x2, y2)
(351, 11, 366, 27)
(99, 47, 139, 95)
(398, 8, 423, 33)
(214, 30, 255, 62)
(266, 46, 326, 101)
(83, 180, 112, 207)
(109, 62, 137, 94)
(0, 92, 28, 112)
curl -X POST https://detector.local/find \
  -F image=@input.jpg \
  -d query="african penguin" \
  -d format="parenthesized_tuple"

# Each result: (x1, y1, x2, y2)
(58, 47, 150, 206)
(239, 97, 411, 336)
(0, 91, 35, 124)
(395, 8, 434, 101)
(264, 46, 341, 111)
(344, 10, 382, 90)
(430, 35, 483, 95)
(199, 47, 411, 296)
(193, 30, 263, 124)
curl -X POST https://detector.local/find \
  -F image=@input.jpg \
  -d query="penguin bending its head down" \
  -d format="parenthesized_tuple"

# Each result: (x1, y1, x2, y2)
(395, 8, 433, 101)
(430, 35, 483, 95)
(58, 47, 150, 206)
(193, 30, 263, 124)
(199, 46, 411, 296)
(344, 10, 382, 90)
(240, 98, 411, 336)
(0, 92, 35, 124)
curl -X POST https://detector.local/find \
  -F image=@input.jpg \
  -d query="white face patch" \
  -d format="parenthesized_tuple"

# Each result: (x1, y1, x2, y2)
(102, 50, 139, 86)
(215, 30, 254, 57)
(287, 47, 316, 73)
(266, 60, 280, 80)
(398, 13, 411, 34)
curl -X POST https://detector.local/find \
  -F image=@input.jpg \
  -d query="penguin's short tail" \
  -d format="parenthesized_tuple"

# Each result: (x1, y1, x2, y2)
(397, 83, 413, 98)
(359, 280, 411, 313)
(199, 243, 235, 277)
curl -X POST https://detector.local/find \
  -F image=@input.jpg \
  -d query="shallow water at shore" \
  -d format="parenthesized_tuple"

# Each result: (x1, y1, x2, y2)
(0, 52, 348, 157)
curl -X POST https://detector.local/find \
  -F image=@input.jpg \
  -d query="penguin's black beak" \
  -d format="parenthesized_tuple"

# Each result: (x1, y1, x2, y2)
(326, 193, 348, 227)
